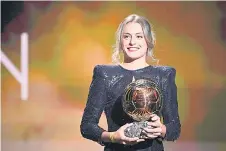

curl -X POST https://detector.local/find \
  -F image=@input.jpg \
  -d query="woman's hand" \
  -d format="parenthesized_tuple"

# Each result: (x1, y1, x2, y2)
(142, 114, 166, 139)
(113, 123, 145, 145)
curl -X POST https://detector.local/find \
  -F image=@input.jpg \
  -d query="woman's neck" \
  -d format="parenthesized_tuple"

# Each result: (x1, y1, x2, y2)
(121, 56, 149, 70)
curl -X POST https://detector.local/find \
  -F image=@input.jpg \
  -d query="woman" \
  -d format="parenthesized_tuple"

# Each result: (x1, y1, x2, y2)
(80, 14, 181, 151)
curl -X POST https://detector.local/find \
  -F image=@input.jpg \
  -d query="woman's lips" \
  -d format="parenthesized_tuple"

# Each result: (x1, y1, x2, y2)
(127, 47, 139, 52)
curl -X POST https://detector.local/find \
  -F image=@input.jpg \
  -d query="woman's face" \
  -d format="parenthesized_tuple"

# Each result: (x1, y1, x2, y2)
(121, 22, 148, 61)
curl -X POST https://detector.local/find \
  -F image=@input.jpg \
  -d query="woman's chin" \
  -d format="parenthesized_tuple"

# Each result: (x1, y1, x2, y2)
(124, 55, 143, 61)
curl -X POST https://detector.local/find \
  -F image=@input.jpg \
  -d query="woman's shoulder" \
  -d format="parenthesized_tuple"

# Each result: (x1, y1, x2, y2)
(92, 64, 120, 77)
(94, 64, 119, 70)
(152, 65, 176, 76)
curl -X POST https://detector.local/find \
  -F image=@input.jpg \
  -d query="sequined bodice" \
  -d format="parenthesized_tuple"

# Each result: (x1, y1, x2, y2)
(80, 65, 181, 151)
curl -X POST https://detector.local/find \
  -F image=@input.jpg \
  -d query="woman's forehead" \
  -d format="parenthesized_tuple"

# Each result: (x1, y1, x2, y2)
(123, 22, 143, 34)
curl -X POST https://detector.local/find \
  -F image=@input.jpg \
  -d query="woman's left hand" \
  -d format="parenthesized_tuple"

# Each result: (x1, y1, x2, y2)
(141, 114, 165, 139)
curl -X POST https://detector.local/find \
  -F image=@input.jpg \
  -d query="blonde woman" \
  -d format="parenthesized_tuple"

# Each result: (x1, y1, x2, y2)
(80, 14, 181, 151)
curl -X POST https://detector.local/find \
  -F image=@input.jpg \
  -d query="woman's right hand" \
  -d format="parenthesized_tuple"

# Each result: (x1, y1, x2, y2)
(113, 123, 145, 145)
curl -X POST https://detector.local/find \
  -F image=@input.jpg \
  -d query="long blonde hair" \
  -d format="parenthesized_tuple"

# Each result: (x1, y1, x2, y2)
(112, 14, 159, 64)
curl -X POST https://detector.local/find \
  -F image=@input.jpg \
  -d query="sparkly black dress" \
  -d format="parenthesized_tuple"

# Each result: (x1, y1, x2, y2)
(80, 65, 181, 151)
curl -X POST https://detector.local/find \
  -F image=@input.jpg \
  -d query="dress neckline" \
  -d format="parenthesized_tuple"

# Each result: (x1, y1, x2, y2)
(118, 64, 152, 72)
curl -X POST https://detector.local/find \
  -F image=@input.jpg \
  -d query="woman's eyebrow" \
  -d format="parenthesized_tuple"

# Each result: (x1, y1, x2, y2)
(123, 32, 143, 35)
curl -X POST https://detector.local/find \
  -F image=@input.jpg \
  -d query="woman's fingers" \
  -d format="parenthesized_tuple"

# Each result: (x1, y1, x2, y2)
(143, 127, 162, 133)
(119, 123, 148, 145)
(121, 136, 145, 145)
(145, 133, 158, 139)
(141, 126, 162, 139)
(150, 114, 160, 121)
(124, 136, 139, 142)
(123, 123, 133, 129)
(148, 121, 161, 128)
(119, 120, 163, 143)
(136, 139, 145, 143)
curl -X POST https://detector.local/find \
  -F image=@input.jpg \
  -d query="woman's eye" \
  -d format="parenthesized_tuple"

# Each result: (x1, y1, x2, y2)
(123, 35, 129, 39)
(137, 35, 143, 39)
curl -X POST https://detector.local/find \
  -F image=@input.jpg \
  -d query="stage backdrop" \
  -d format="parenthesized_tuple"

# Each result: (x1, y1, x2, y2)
(1, 1, 226, 151)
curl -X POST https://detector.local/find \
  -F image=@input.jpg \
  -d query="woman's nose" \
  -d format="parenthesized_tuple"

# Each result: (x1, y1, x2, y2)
(129, 37, 136, 45)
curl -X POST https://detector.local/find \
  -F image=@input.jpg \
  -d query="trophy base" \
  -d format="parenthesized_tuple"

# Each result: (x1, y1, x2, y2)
(124, 121, 148, 138)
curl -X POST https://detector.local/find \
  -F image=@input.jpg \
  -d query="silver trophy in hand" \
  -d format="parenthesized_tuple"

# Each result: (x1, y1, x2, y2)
(122, 78, 163, 138)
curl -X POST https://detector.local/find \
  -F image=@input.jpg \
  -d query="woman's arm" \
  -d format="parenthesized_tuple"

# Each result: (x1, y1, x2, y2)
(161, 68, 181, 141)
(80, 65, 107, 144)
(80, 65, 145, 146)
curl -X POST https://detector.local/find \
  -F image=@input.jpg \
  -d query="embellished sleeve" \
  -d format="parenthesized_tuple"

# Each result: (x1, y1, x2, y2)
(80, 65, 107, 144)
(161, 68, 181, 141)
